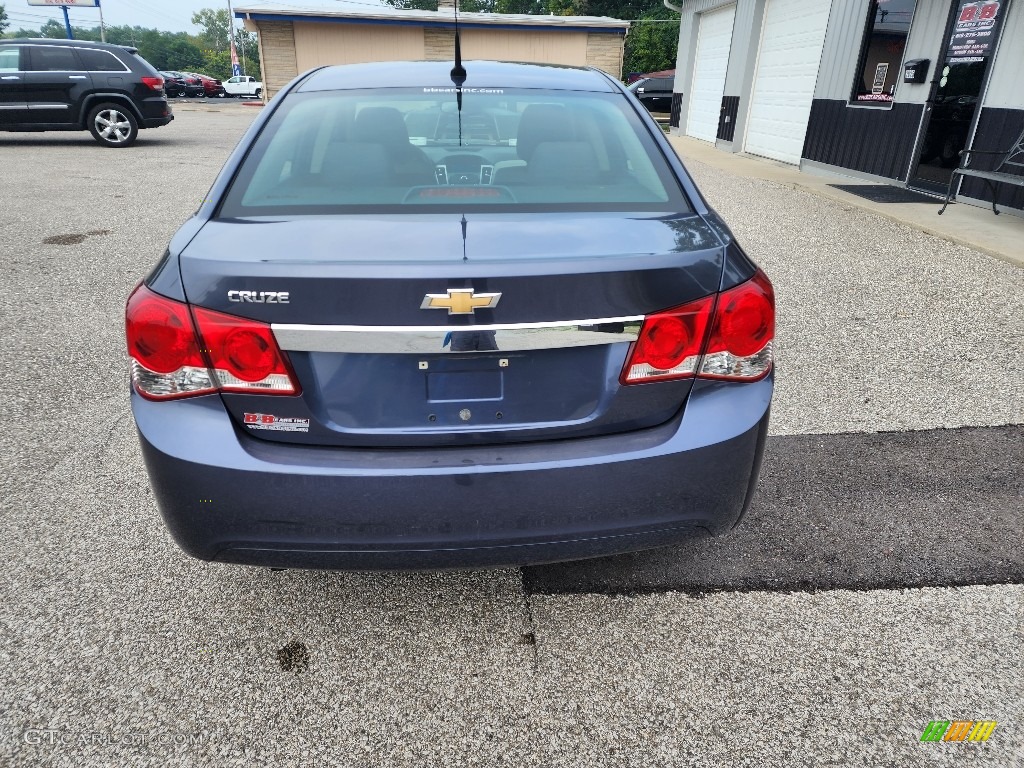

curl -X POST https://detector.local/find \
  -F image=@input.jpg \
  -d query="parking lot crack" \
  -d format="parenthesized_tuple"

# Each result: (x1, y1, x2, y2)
(517, 568, 539, 670)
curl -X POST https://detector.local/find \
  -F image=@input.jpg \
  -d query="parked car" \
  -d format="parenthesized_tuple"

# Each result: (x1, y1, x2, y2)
(188, 72, 226, 98)
(159, 70, 202, 98)
(160, 71, 188, 98)
(629, 76, 675, 113)
(126, 60, 774, 570)
(0, 38, 173, 147)
(223, 75, 263, 99)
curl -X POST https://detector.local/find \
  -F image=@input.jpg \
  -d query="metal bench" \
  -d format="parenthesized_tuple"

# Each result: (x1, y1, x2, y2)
(938, 126, 1024, 215)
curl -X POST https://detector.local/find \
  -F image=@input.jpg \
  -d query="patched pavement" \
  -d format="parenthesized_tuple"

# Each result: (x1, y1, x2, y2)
(0, 111, 1020, 767)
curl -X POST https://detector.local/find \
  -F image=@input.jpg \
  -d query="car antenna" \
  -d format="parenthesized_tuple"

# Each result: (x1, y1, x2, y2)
(450, 0, 466, 147)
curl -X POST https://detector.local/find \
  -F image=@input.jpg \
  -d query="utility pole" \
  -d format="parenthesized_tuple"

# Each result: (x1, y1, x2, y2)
(98, 0, 106, 42)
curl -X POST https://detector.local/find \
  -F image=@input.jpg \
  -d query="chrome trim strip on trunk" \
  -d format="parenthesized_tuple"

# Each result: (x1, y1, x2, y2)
(272, 317, 644, 354)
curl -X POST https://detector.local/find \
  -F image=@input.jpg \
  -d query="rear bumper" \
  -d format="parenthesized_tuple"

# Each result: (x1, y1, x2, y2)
(142, 115, 174, 128)
(132, 376, 772, 570)
(139, 97, 173, 128)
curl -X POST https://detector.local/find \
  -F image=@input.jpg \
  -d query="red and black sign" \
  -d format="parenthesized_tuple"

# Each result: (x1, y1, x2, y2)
(947, 1, 1004, 62)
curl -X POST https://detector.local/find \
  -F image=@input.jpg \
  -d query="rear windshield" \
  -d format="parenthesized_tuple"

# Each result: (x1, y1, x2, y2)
(217, 88, 688, 216)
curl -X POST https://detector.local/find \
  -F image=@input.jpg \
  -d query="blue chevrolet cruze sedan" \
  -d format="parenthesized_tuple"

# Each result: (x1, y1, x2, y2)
(126, 60, 774, 570)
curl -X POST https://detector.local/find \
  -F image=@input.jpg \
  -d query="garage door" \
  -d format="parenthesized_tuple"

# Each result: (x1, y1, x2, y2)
(686, 4, 736, 142)
(744, 0, 832, 163)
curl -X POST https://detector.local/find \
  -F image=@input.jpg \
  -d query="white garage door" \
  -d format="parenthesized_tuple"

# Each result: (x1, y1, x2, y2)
(686, 4, 736, 142)
(744, 0, 832, 163)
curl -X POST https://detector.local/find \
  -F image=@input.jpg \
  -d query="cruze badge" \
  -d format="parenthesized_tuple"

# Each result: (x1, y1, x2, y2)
(228, 290, 290, 304)
(421, 288, 501, 315)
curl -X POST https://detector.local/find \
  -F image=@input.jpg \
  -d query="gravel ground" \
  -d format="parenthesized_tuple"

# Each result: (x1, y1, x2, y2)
(679, 160, 1024, 437)
(0, 108, 1021, 767)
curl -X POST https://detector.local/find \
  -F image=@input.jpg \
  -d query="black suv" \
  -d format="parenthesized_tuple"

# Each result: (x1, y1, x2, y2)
(628, 77, 674, 113)
(0, 39, 173, 147)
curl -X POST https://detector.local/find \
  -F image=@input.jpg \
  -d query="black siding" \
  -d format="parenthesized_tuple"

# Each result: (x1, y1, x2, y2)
(959, 107, 1024, 212)
(669, 92, 683, 129)
(802, 99, 923, 180)
(717, 96, 739, 142)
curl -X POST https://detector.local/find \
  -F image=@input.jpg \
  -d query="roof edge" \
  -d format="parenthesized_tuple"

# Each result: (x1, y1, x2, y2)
(234, 6, 629, 30)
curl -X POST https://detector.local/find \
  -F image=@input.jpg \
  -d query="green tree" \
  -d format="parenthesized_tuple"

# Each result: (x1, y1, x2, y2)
(380, 0, 436, 9)
(39, 19, 67, 38)
(494, 0, 548, 12)
(0, 4, 8, 36)
(191, 7, 261, 78)
(192, 8, 231, 50)
(622, 6, 679, 76)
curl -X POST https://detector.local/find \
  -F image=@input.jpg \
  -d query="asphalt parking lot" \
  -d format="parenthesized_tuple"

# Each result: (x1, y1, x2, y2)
(0, 105, 1021, 767)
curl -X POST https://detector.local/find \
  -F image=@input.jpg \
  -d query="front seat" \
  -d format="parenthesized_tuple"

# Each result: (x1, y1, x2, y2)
(491, 104, 577, 185)
(352, 107, 436, 186)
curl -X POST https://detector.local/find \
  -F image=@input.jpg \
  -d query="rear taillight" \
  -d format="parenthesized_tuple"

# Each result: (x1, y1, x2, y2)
(126, 285, 298, 400)
(698, 269, 774, 381)
(126, 285, 215, 400)
(621, 296, 715, 384)
(192, 307, 299, 395)
(141, 76, 164, 91)
(621, 270, 774, 385)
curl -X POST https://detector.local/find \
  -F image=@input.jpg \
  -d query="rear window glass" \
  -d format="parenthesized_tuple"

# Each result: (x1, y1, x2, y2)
(218, 88, 687, 216)
(78, 48, 128, 72)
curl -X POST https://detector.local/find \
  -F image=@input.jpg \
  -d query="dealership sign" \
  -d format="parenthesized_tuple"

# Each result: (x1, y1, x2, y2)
(25, 0, 100, 6)
(947, 1, 1004, 62)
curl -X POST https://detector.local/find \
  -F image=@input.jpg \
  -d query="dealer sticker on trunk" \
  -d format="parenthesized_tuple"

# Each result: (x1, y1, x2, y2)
(243, 413, 310, 433)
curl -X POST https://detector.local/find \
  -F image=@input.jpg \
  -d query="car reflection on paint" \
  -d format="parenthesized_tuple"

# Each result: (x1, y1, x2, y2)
(126, 60, 774, 571)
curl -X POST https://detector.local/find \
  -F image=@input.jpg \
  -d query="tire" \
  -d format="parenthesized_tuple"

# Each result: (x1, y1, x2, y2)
(254, 88, 262, 100)
(87, 103, 139, 148)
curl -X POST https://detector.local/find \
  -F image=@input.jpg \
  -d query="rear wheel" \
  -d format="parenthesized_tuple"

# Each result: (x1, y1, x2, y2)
(254, 88, 262, 99)
(87, 103, 138, 148)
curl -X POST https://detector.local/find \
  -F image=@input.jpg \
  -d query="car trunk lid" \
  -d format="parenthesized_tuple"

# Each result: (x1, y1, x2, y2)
(178, 212, 725, 447)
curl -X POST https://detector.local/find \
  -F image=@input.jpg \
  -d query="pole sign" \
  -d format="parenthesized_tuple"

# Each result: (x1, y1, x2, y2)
(947, 0, 1005, 63)
(26, 0, 100, 6)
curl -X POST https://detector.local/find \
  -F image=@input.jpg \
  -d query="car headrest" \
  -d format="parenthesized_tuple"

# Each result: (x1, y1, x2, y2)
(527, 142, 600, 184)
(517, 104, 575, 161)
(352, 106, 411, 146)
(322, 142, 392, 184)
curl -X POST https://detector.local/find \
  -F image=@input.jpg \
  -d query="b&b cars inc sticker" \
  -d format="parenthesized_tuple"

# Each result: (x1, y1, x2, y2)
(243, 413, 310, 433)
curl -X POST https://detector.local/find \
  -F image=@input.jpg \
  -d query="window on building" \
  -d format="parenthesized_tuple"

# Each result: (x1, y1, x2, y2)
(851, 0, 917, 104)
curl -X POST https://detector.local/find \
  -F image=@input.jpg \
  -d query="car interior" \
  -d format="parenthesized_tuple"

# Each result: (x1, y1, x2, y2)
(229, 90, 678, 211)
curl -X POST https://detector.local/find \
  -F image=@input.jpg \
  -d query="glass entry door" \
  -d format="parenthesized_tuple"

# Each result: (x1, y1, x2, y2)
(910, 0, 1006, 192)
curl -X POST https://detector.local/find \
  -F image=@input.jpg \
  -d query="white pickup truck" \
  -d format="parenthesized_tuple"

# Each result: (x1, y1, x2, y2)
(223, 75, 263, 99)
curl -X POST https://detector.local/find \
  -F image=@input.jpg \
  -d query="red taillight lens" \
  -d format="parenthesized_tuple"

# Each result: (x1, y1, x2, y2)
(699, 269, 774, 381)
(126, 285, 215, 400)
(141, 76, 164, 91)
(621, 295, 715, 384)
(621, 270, 775, 385)
(126, 285, 299, 399)
(192, 307, 299, 395)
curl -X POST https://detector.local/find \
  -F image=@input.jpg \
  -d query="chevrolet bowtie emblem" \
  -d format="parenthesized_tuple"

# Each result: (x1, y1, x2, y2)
(421, 288, 501, 315)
